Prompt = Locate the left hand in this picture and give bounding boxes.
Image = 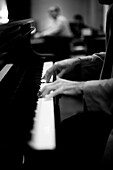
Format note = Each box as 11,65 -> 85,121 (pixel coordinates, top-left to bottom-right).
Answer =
40,77 -> 84,98
42,57 -> 80,82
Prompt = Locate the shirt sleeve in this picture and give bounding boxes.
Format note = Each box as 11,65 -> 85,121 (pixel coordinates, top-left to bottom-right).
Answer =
92,52 -> 106,61
83,78 -> 113,115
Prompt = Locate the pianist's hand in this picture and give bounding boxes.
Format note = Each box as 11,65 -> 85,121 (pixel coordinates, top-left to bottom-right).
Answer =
42,58 -> 81,82
40,77 -> 84,98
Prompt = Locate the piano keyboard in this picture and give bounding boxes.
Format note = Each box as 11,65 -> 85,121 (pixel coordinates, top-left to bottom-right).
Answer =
0,64 -> 13,82
28,61 -> 56,150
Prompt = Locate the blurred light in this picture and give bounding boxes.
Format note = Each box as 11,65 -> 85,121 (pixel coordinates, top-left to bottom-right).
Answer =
0,0 -> 9,24
103,5 -> 109,33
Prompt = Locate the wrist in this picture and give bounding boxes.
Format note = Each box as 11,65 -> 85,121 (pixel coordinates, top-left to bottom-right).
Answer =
72,57 -> 81,66
78,56 -> 93,63
73,81 -> 84,96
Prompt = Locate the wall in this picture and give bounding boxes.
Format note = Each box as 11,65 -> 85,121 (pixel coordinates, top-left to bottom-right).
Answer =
31,0 -> 103,31
6,0 -> 31,20
0,0 -> 9,23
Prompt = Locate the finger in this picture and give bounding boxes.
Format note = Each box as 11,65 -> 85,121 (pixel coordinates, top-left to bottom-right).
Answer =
42,65 -> 57,82
40,83 -> 51,97
45,63 -> 62,82
40,81 -> 58,97
57,69 -> 67,78
45,87 -> 62,99
43,73 -> 52,83
42,70 -> 53,82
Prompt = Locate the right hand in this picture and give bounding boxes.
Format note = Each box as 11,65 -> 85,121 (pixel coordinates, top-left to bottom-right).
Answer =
42,58 -> 80,82
40,77 -> 84,98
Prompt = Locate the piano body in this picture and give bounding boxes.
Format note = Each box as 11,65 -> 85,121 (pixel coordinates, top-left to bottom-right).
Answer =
0,18 -> 61,167
1,17 -> 100,170
0,18 -> 84,169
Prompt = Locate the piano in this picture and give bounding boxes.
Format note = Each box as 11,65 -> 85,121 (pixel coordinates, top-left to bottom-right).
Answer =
0,18 -> 95,169
0,18 -> 61,168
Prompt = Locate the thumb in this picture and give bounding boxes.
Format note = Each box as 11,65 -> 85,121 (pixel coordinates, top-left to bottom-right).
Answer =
57,69 -> 66,78
56,75 -> 61,80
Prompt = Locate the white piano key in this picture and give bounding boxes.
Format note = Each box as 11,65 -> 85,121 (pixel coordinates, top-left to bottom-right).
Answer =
0,64 -> 13,82
29,97 -> 56,150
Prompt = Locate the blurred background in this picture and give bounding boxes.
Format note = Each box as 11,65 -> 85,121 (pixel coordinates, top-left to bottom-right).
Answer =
3,0 -> 108,33
31,0 -> 104,32
1,0 -> 107,56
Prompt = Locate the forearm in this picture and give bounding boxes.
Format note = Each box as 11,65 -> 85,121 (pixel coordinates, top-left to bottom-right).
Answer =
77,52 -> 105,64
55,52 -> 105,68
56,56 -> 93,66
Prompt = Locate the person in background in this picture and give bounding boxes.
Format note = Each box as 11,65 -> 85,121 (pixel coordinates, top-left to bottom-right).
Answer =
33,5 -> 73,61
70,14 -> 98,38
40,0 -> 113,169
34,5 -> 72,38
70,14 -> 99,56
70,14 -> 87,38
